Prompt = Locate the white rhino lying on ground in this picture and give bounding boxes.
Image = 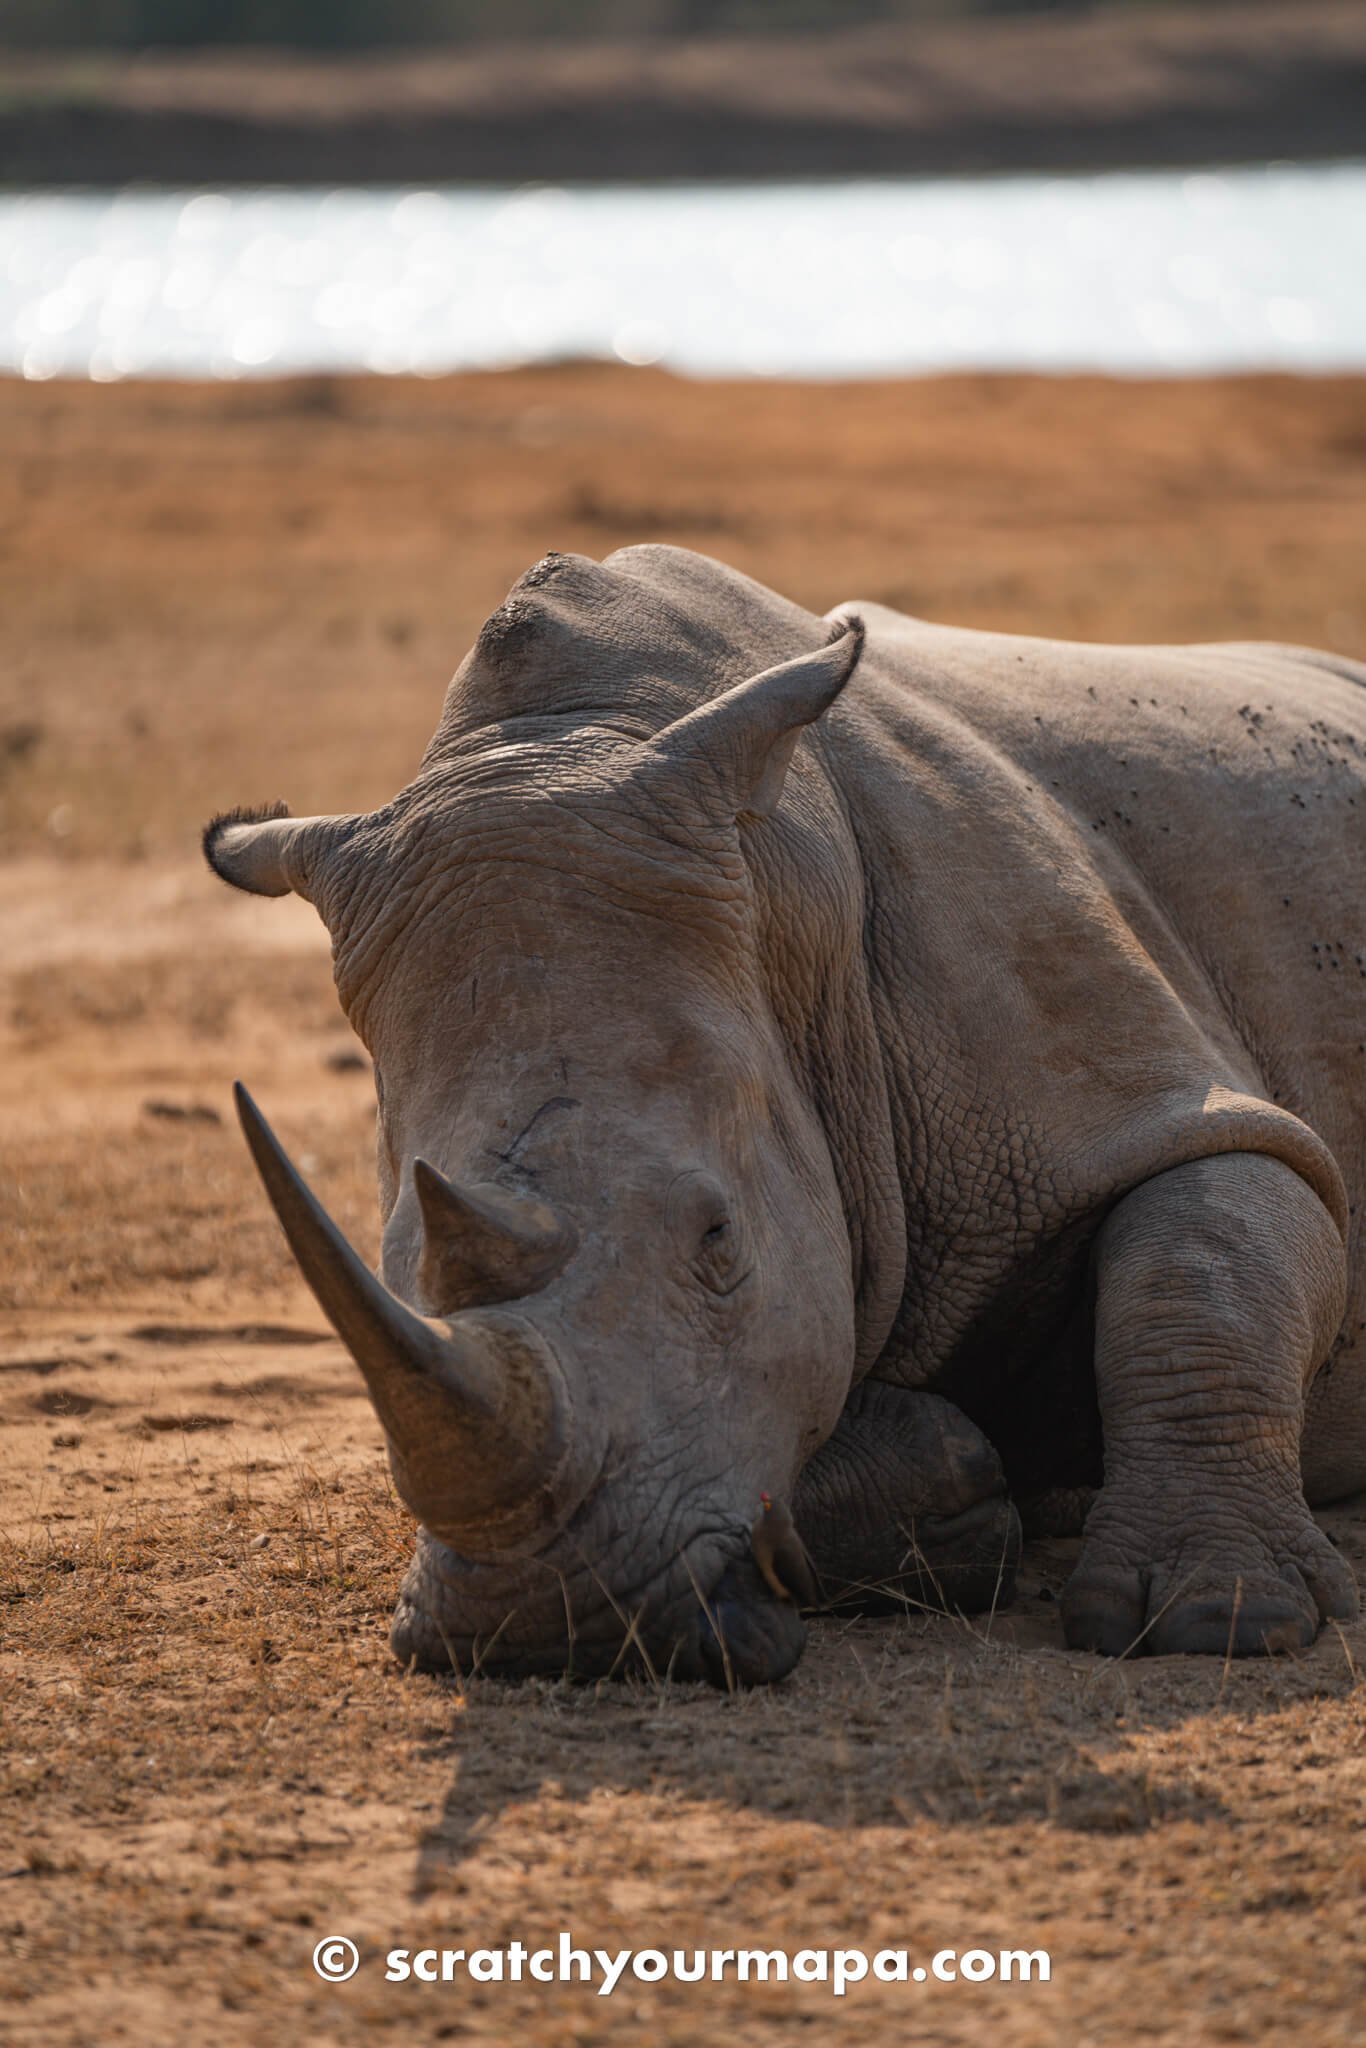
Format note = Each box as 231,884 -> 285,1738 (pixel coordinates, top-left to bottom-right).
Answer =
206,545 -> 1366,1686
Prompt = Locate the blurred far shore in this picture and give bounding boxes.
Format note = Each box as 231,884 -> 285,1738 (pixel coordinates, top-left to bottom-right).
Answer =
2,1 -> 1364,188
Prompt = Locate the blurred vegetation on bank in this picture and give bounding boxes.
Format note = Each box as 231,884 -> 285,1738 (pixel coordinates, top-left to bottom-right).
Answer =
0,0 -> 1246,53
1,1 -> 1359,183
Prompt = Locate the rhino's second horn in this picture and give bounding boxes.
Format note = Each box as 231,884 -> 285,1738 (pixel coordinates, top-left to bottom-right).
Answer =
413,1157 -> 575,1313
234,1082 -> 569,1546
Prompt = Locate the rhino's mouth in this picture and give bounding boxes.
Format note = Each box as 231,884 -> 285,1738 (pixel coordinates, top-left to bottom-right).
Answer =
389,1523 -> 808,1689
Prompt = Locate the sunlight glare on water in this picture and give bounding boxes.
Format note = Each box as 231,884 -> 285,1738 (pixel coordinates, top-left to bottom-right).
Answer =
2,162 -> 1364,381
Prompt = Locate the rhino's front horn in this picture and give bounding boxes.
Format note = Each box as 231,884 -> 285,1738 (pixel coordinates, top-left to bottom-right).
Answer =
233,1083 -> 569,1547
413,1158 -> 575,1313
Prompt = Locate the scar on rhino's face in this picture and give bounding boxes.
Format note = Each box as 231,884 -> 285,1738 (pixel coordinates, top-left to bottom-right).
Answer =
489,1094 -> 582,1170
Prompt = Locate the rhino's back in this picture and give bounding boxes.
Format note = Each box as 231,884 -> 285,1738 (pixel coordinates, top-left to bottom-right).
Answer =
824,603 -> 1366,1356
836,602 -> 1366,976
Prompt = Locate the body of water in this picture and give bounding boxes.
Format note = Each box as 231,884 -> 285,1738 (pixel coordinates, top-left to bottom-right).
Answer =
3,160 -> 1364,382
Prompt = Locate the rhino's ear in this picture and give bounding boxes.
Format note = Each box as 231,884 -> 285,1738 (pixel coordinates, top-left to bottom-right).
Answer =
202,802 -> 352,902
653,615 -> 863,820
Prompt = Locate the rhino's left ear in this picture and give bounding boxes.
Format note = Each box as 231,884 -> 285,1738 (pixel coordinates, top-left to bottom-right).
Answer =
653,615 -> 863,820
202,802 -> 354,903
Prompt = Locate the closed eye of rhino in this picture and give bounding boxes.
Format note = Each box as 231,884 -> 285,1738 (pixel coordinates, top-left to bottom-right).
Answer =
695,1214 -> 750,1296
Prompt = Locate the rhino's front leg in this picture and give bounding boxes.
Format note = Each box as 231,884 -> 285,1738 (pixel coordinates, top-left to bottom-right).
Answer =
794,1383 -> 1022,1615
1065,1151 -> 1360,1656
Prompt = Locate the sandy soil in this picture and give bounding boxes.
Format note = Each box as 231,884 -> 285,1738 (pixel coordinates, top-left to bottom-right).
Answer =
3,2 -> 1365,184
2,366 -> 1366,2043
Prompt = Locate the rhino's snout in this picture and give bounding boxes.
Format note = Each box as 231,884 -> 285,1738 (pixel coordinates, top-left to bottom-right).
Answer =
390,1526 -> 809,1690
237,1083 -> 819,1689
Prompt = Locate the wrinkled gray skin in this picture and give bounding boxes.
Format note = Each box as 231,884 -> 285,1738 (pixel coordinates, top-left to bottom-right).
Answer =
206,546 -> 1366,1685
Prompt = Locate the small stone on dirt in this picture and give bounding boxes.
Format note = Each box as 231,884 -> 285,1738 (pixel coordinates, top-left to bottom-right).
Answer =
325,1049 -> 369,1074
142,1099 -> 223,1124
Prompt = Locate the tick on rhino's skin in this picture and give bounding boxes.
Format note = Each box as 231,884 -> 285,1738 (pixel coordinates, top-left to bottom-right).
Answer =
205,544 -> 1366,1686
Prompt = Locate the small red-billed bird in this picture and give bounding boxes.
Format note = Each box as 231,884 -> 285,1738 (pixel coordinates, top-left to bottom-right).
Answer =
751,1492 -> 821,1609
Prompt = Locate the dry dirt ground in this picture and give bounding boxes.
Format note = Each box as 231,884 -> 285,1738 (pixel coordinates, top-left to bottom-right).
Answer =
2,367 -> 1366,2045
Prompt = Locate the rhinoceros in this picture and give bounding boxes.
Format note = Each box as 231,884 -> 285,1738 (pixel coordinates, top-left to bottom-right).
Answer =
205,545 -> 1366,1686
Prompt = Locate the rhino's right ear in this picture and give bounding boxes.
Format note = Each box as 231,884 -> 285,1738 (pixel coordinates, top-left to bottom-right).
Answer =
652,615 -> 863,822
202,802 -> 351,902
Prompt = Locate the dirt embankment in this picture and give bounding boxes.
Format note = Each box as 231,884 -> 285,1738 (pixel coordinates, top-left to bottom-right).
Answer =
2,366 -> 1366,2044
2,1 -> 1365,185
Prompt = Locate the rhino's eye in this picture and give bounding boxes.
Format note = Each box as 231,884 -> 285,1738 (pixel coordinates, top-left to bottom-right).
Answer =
668,1170 -> 749,1295
695,1214 -> 749,1297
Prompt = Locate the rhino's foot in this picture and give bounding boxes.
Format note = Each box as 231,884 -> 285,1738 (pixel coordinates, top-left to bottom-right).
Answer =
794,1382 -> 1021,1617
1077,1151 -> 1364,1659
1062,1484 -> 1359,1657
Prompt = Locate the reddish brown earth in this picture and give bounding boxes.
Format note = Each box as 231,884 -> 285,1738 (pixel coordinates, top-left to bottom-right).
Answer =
2,366 -> 1365,2044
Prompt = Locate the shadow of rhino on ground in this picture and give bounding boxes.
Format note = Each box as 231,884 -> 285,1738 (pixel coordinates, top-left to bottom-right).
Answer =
410,1501 -> 1366,1898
